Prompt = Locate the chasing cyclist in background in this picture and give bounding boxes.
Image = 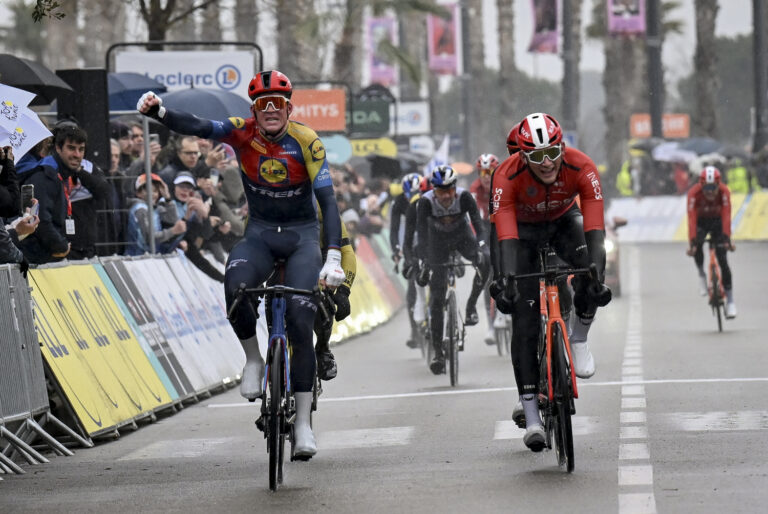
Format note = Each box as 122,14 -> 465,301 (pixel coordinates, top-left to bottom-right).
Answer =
470,153 -> 501,345
391,172 -> 426,348
415,165 -> 490,374
491,113 -> 611,451
137,70 -> 345,458
686,166 -> 737,318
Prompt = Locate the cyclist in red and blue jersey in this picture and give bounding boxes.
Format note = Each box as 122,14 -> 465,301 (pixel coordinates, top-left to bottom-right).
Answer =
138,70 -> 345,459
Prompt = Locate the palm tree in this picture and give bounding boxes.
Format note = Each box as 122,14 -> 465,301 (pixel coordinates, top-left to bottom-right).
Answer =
497,0 -> 517,127
692,0 -> 719,138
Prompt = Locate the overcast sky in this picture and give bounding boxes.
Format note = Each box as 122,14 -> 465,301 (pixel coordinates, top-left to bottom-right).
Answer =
483,0 -> 755,83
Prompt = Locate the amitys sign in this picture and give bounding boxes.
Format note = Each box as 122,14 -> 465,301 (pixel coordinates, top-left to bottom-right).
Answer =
115,51 -> 254,101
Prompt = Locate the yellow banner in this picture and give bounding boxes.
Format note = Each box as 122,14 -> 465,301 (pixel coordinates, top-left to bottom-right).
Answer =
331,261 -> 392,343
733,191 -> 768,240
350,137 -> 398,157
30,264 -> 172,435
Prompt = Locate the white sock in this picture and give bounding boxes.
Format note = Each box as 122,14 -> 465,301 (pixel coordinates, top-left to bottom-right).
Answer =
571,315 -> 593,345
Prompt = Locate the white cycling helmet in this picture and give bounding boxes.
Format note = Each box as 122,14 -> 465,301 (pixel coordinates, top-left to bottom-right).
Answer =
430,165 -> 458,189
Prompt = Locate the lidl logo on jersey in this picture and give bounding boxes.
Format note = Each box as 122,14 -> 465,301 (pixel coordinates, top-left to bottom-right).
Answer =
259,158 -> 289,184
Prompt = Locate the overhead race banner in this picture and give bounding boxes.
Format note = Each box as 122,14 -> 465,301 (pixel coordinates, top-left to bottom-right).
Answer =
115,51 -> 254,101
528,0 -> 558,54
291,89 -> 347,132
607,0 -> 646,34
390,101 -> 430,136
30,265 -> 174,436
368,17 -> 398,87
630,113 -> 690,139
427,4 -> 460,75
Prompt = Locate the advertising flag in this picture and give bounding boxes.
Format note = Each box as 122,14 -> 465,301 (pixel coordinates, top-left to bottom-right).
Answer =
427,4 -> 460,75
0,108 -> 52,164
423,134 -> 450,176
368,17 -> 398,87
528,0 -> 558,54
607,0 -> 646,34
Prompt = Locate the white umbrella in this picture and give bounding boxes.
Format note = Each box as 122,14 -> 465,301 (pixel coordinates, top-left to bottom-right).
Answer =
651,141 -> 697,163
0,83 -> 52,164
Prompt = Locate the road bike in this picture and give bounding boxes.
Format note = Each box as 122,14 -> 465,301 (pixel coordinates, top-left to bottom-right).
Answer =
513,246 -> 603,473
705,237 -> 727,332
228,267 -> 329,491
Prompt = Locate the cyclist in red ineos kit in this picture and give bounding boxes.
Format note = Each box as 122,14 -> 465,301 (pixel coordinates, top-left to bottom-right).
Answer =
490,113 -> 611,451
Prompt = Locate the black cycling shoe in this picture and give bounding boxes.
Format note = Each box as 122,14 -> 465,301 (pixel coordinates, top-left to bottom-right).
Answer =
523,425 -> 546,452
316,350 -> 337,381
429,351 -> 445,375
465,305 -> 479,326
406,338 -> 419,349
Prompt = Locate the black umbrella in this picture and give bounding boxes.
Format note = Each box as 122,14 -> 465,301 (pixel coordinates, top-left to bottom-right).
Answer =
159,88 -> 251,121
678,137 -> 722,155
0,53 -> 74,105
108,72 -> 167,111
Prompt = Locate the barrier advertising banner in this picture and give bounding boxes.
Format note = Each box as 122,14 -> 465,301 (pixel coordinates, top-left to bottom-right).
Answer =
607,0 -> 646,34
30,265 -> 173,436
291,89 -> 347,132
102,259 -> 195,398
115,51 -> 254,101
427,4 -> 460,75
390,101 -> 430,136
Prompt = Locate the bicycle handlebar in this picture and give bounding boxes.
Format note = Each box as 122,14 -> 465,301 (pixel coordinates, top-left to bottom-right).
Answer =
227,282 -> 325,320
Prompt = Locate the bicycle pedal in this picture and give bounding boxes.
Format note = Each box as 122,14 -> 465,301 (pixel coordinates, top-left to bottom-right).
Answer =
291,454 -> 313,462
255,416 -> 265,433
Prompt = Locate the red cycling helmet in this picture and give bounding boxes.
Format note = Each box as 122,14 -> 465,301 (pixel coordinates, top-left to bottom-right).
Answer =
517,113 -> 562,151
506,122 -> 521,155
476,153 -> 500,174
248,70 -> 292,101
419,175 -> 431,193
700,166 -> 721,187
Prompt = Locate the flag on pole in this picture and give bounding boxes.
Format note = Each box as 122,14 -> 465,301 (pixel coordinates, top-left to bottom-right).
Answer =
423,134 -> 450,176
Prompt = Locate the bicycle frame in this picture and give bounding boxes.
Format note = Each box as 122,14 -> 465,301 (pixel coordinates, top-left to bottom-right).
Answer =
540,279 -> 579,402
707,243 -> 725,305
263,289 -> 292,400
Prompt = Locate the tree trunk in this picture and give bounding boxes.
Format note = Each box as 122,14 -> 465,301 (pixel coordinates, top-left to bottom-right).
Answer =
199,1 -> 221,44
45,0 -> 79,70
234,0 -> 258,44
333,0 -> 364,90
167,0 -> 196,42
80,0 -> 126,67
497,0 -> 517,127
398,12 -> 426,100
465,0 -> 484,158
276,0 -> 319,81
569,0 -> 583,130
692,0 -> 719,138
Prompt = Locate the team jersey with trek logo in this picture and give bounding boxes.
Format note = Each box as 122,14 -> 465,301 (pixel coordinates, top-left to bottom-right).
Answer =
161,111 -> 341,250
686,182 -> 731,240
491,147 -> 605,240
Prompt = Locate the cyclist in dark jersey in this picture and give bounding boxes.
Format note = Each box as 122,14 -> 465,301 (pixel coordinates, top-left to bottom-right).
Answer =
137,70 -> 345,459
491,113 -> 611,451
415,165 -> 490,375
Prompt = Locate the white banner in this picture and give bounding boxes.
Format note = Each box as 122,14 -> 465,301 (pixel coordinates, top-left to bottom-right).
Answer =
115,51 -> 255,101
390,101 -> 430,135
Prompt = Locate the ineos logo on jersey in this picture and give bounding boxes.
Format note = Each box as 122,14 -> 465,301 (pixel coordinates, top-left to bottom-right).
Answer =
586,170 -> 603,200
492,187 -> 503,213
259,158 -> 288,184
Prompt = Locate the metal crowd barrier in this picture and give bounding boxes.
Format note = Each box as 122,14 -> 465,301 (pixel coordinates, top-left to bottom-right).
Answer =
0,265 -> 91,476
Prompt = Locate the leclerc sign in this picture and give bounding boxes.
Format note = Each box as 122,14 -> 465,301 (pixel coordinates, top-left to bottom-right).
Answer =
290,89 -> 347,132
115,51 -> 254,101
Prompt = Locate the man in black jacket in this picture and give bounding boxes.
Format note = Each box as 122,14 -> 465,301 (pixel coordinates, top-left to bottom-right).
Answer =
18,125 -> 96,263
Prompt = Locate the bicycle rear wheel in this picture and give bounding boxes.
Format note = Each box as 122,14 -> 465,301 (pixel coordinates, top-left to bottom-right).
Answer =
447,291 -> 459,386
551,323 -> 575,472
268,345 -> 285,491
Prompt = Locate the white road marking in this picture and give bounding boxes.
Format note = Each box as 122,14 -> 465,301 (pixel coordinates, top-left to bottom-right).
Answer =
205,377 -> 768,408
619,247 -> 657,514
621,411 -> 647,424
619,464 -> 654,486
657,410 -> 768,432
622,397 -> 647,409
619,493 -> 657,514
493,417 -> 599,440
317,426 -> 414,450
118,438 -> 231,460
619,443 -> 650,460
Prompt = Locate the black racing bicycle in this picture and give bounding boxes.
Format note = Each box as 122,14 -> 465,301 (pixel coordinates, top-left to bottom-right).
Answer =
228,271 -> 329,491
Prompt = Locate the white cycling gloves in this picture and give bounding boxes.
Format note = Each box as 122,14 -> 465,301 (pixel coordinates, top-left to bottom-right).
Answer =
136,91 -> 166,119
319,249 -> 345,288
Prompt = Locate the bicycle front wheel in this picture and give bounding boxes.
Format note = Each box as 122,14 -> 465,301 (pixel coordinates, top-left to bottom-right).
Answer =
551,323 -> 575,473
447,291 -> 459,386
268,345 -> 285,491
710,272 -> 723,332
